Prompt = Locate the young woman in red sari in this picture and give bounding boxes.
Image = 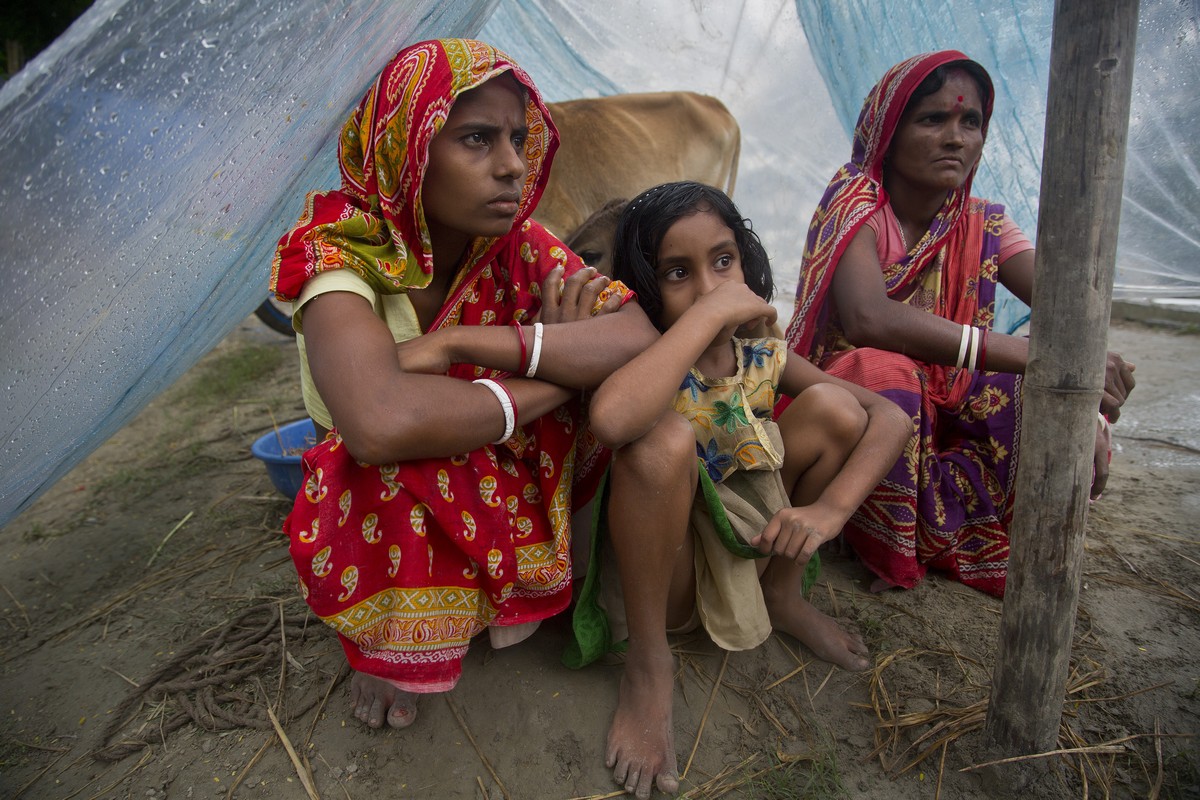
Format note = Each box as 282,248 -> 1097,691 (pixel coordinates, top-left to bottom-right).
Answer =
269,39 -> 656,729
785,50 -> 1135,597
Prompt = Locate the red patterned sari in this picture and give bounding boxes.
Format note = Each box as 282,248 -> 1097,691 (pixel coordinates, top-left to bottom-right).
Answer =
784,51 -> 1019,597
269,40 -> 611,691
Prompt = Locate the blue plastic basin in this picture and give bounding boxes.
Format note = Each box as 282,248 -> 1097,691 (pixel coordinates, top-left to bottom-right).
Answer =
251,418 -> 316,498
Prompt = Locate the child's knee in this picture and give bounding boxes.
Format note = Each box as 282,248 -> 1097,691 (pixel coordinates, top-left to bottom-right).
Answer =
614,412 -> 696,485
791,384 -> 868,443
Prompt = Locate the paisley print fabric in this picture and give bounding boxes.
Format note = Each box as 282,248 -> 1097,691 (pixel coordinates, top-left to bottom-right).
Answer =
783,51 -> 1020,597
271,40 -> 623,691
270,39 -> 556,302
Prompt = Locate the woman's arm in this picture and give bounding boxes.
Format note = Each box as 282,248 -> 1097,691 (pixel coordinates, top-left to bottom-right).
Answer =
589,281 -> 777,449
832,227 -> 1034,372
393,267 -> 659,389
303,267 -> 657,464
997,248 -> 1135,419
301,291 -> 577,463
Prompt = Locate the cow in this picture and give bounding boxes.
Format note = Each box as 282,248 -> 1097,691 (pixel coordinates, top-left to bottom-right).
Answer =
534,91 -> 741,243
563,197 -> 628,275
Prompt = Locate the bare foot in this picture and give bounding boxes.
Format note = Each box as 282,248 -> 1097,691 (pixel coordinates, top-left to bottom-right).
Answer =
869,575 -> 898,594
349,671 -> 417,729
764,591 -> 870,672
605,645 -> 680,799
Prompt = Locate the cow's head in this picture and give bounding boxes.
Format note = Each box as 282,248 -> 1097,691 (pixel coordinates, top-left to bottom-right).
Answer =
564,198 -> 628,277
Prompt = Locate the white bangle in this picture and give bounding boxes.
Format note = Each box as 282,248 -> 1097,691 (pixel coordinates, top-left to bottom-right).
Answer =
955,323 -> 971,369
966,325 -> 980,371
525,321 -> 544,378
473,379 -> 515,444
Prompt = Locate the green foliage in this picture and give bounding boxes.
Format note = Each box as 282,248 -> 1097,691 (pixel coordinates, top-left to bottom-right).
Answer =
186,344 -> 285,407
749,749 -> 846,800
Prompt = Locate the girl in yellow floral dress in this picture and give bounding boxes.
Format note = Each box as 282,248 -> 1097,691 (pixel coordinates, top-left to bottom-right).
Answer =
576,181 -> 910,800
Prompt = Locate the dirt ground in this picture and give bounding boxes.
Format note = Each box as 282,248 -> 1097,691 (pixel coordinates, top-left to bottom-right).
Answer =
1,314 -> 1197,800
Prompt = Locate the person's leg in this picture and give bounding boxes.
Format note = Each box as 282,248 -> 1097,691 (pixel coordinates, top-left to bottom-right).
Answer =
763,384 -> 871,671
604,411 -> 697,800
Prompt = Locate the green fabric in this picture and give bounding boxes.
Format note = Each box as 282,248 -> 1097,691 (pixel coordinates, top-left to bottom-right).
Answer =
563,460 -> 822,669
562,471 -> 620,669
697,465 -> 820,595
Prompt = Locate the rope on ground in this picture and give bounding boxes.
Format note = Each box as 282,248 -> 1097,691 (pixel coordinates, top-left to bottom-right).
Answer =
91,600 -> 328,762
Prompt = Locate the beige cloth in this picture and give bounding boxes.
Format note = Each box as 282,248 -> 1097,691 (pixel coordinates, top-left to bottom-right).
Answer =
292,270 -> 423,430
598,422 -> 789,652
691,467 -> 786,650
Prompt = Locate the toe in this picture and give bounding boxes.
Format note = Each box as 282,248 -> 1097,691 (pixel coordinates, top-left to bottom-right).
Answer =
386,696 -> 417,729
366,696 -> 385,728
632,768 -> 652,800
656,769 -> 680,795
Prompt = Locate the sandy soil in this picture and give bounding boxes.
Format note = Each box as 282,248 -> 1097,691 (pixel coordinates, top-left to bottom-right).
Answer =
1,316 -> 1197,800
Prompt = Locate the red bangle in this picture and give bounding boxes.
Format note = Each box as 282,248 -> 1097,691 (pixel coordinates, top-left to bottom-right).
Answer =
978,327 -> 989,370
511,321 -> 528,376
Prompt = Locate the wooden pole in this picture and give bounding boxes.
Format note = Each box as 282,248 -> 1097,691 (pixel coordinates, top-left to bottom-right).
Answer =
983,0 -> 1139,755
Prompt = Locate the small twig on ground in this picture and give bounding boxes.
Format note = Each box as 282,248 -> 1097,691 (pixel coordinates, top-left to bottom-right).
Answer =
682,650 -> 729,781
305,661 -> 349,749
810,663 -> 836,702
266,704 -> 320,800
1,581 -> 32,630
934,740 -> 948,800
146,511 -> 195,568
1149,718 -> 1164,800
763,661 -> 809,692
13,749 -> 69,800
960,732 -> 1191,772
79,749 -> 153,800
227,734 -> 273,800
565,790 -> 625,800
99,664 -> 140,687
446,695 -> 511,800
1115,433 -> 1200,454
476,775 -> 490,800
1169,548 -> 1200,569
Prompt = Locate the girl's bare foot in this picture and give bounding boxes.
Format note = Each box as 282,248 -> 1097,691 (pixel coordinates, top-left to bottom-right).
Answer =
349,671 -> 417,729
605,644 -> 680,799
764,590 -> 870,672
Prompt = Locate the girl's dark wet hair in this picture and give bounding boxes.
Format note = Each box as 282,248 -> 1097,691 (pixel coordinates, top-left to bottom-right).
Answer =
610,181 -> 773,330
907,59 -> 993,111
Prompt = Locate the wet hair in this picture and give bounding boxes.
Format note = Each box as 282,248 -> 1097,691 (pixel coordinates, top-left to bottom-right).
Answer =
610,181 -> 773,330
907,59 -> 993,112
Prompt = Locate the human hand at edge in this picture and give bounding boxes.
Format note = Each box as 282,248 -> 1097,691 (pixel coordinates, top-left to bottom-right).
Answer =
1101,351 -> 1136,422
693,281 -> 777,337
752,504 -> 843,565
1091,413 -> 1112,500
537,266 -> 611,325
394,329 -> 454,375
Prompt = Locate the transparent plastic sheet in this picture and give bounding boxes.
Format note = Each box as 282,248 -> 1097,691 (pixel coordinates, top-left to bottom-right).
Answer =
795,0 -> 1200,317
3,0 -> 1196,525
0,0 -> 498,525
482,0 -> 850,320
